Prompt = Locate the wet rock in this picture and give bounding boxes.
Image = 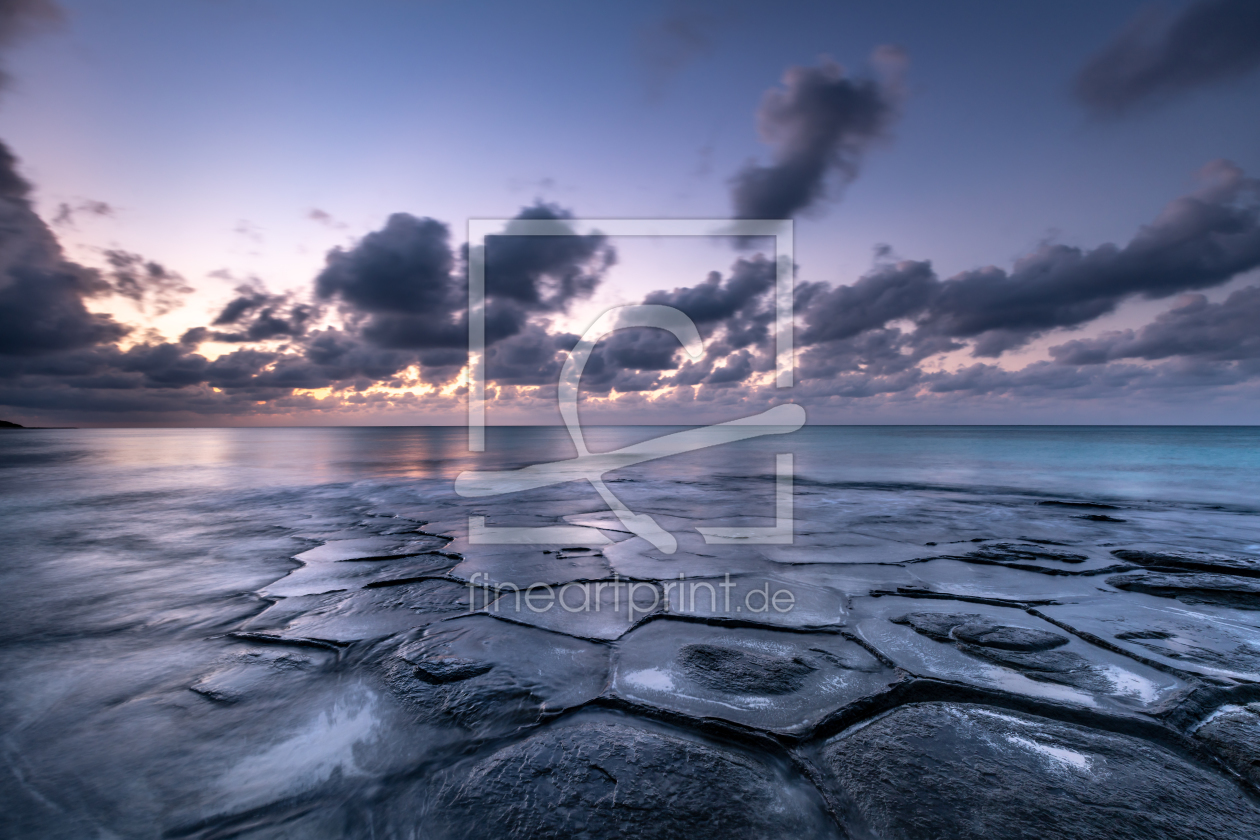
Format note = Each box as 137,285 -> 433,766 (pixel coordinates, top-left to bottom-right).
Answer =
868,601 -> 1183,710
1112,548 -> 1260,577
1106,571 -> 1260,609
956,646 -> 1116,693
391,665 -> 551,735
1042,598 -> 1260,681
386,615 -> 608,735
449,542 -> 613,589
660,573 -> 848,631
951,622 -> 1070,651
676,643 -> 816,695
965,543 -> 1088,564
1080,514 -> 1126,522
475,578 -> 663,641
612,619 -> 896,735
818,702 -> 1260,839
405,655 -> 492,684
293,536 -> 449,563
895,612 -> 1108,691
428,718 -> 839,839
894,612 -> 1072,653
891,611 -> 985,641
1117,629 -> 1260,674
905,557 -> 1107,602
260,552 -> 456,598
263,579 -> 481,643
1195,704 -> 1260,787
190,648 -> 330,703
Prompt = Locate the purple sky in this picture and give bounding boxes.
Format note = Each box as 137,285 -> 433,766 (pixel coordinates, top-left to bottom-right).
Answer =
1,0 -> 1259,426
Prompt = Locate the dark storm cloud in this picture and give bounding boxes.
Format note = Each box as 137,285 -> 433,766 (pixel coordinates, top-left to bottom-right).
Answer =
598,327 -> 687,372
915,160 -> 1260,355
207,282 -> 316,343
0,148 -> 421,415
0,141 -> 129,356
316,203 -> 612,353
797,259 -> 937,344
102,249 -> 194,315
646,255 -> 775,325
0,342 -> 251,392
645,254 -> 777,362
705,348 -> 753,386
794,160 -> 1260,359
315,213 -> 459,344
796,326 -> 930,382
731,49 -> 904,221
0,169 -> 622,419
484,323 -> 577,386
918,355 -> 1260,405
1076,0 -> 1260,115
482,203 -> 615,312
1049,286 -> 1260,364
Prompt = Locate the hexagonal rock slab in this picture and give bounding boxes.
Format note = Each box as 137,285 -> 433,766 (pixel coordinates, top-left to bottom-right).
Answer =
1106,571 -> 1260,610
611,619 -> 897,735
1112,548 -> 1260,577
251,579 -> 479,644
1037,596 -> 1260,682
655,573 -> 848,631
816,702 -> 1260,840
426,717 -> 840,839
1195,703 -> 1260,787
477,578 -> 664,641
851,596 -> 1186,714
384,614 -> 609,737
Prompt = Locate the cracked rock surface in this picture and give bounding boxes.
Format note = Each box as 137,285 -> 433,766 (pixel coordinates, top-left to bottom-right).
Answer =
817,703 -> 1260,840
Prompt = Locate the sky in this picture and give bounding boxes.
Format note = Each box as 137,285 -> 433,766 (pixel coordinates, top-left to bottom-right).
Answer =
0,0 -> 1259,426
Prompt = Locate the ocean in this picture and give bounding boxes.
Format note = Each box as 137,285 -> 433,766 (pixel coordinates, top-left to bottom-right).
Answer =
2,426 -> 1259,837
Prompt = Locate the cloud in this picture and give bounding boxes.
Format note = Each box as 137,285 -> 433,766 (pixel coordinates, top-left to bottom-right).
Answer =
637,1 -> 729,97
206,281 -> 316,342
481,203 -> 615,313
316,203 -> 612,352
730,48 -> 905,221
915,160 -> 1260,354
1075,0 -> 1260,115
644,254 -> 777,356
484,323 -> 577,386
705,348 -> 753,386
797,258 -> 937,344
0,0 -> 61,91
5,78 -> 1260,425
52,199 -> 114,227
315,212 -> 465,350
794,160 -> 1260,358
307,208 -> 347,229
1049,286 -> 1260,364
0,141 -> 128,357
102,249 -> 194,315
